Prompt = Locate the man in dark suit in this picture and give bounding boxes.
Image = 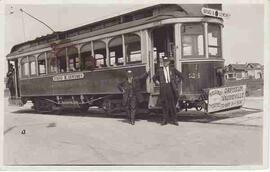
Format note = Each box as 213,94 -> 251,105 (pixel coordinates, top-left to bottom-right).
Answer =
118,70 -> 149,125
153,57 -> 183,126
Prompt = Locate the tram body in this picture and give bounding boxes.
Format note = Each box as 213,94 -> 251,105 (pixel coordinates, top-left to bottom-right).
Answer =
6,4 -> 225,113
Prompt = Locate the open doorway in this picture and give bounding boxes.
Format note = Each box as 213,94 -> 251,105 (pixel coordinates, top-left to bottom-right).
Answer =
152,25 -> 174,72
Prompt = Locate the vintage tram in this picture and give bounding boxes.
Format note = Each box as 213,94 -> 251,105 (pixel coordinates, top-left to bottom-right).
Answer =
6,4 -> 225,113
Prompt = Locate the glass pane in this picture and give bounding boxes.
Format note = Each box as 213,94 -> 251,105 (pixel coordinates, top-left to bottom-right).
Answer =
23,63 -> 29,76
208,23 -> 221,57
125,34 -> 142,63
30,61 -> 36,75
38,60 -> 46,74
182,24 -> 204,58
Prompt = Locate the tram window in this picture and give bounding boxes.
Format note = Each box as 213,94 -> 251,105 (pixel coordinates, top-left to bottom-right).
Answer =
47,52 -> 57,73
21,57 -> 29,77
29,56 -> 36,76
208,23 -> 221,57
109,36 -> 123,66
93,40 -> 107,68
125,34 -> 142,64
67,47 -> 79,72
37,53 -> 46,75
56,48 -> 66,73
182,24 -> 204,58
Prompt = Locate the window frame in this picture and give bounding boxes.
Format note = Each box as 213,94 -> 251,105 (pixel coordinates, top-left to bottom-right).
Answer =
124,33 -> 142,64
181,23 -> 205,59
21,56 -> 29,78
28,55 -> 37,76
207,23 -> 222,58
37,53 -> 47,75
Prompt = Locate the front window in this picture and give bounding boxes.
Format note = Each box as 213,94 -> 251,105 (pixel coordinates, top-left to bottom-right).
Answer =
182,23 -> 204,58
208,23 -> 221,57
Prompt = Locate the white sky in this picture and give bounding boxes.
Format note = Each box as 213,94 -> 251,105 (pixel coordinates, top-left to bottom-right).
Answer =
4,3 -> 264,65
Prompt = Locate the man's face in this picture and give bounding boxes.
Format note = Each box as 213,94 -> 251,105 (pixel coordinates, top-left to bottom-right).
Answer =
163,60 -> 170,67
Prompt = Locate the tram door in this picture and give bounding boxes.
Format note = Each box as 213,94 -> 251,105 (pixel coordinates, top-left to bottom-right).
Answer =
149,25 -> 174,107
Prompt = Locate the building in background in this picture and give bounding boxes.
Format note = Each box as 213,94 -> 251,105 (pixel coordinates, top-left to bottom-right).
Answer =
224,63 -> 263,80
246,63 -> 263,79
224,64 -> 248,80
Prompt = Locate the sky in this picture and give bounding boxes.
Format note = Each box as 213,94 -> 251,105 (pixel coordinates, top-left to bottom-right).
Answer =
4,3 -> 264,65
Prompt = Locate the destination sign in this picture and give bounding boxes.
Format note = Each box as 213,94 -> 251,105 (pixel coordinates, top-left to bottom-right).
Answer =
53,72 -> 84,82
207,85 -> 246,113
201,7 -> 230,19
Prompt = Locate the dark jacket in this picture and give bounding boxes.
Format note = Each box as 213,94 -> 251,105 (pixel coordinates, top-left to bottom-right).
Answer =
152,66 -> 183,101
118,72 -> 149,106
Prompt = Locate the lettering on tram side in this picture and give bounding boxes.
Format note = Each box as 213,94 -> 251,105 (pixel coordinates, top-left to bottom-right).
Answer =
53,72 -> 85,81
207,85 -> 246,113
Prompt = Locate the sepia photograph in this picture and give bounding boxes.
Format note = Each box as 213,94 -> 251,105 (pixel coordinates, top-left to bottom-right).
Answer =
1,0 -> 267,169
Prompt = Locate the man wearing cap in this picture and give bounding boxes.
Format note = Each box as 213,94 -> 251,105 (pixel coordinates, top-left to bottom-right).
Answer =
152,56 -> 183,126
118,70 -> 149,125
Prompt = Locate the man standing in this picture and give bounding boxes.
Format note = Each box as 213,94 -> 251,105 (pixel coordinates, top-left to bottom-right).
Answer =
6,63 -> 16,98
153,57 -> 183,126
118,70 -> 149,125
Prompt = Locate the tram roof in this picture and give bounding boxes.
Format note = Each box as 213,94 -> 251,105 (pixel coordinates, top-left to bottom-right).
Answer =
7,4 -> 222,58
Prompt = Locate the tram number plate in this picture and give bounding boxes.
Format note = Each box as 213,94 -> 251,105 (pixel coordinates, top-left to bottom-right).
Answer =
53,72 -> 84,81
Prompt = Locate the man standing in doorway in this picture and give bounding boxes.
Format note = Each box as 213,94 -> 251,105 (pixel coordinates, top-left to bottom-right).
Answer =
153,56 -> 183,126
118,70 -> 149,125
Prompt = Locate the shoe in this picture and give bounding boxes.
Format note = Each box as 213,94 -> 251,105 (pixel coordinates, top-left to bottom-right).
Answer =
131,121 -> 135,125
172,121 -> 179,126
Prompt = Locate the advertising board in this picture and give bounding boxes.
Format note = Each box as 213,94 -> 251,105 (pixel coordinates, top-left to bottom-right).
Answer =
207,85 -> 246,113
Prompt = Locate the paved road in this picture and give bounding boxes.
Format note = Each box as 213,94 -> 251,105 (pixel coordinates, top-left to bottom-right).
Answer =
3,97 -> 263,165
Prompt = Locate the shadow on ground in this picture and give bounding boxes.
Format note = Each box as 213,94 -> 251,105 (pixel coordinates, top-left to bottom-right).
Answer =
10,105 -> 262,125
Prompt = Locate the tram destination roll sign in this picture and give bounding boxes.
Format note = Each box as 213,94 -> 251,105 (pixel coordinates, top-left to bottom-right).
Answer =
201,7 -> 230,19
207,85 -> 246,113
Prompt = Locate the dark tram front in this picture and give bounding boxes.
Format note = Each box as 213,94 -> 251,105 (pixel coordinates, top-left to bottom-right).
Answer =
6,4 -> 225,113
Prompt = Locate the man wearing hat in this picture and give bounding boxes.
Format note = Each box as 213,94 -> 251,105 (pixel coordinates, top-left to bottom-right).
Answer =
118,70 -> 149,125
6,63 -> 16,97
152,56 -> 183,126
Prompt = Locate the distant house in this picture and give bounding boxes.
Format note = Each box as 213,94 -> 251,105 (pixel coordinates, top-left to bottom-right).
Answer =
224,64 -> 248,80
246,63 -> 263,79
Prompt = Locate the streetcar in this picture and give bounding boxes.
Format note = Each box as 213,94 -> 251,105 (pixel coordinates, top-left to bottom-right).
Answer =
6,4 -> 227,114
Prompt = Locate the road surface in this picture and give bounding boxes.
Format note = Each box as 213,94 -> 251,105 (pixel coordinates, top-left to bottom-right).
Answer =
3,97 -> 263,165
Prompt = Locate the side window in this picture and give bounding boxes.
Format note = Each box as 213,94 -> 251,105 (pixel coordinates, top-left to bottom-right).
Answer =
93,40 -> 106,68
21,57 -> 29,77
56,48 -> 66,73
28,56 -> 36,76
182,23 -> 205,58
67,47 -> 79,72
109,36 -> 123,66
125,33 -> 142,64
37,53 -> 46,75
47,52 -> 57,73
81,42 -> 95,71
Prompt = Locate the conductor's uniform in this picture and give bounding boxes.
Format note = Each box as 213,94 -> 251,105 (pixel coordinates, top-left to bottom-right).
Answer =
153,61 -> 183,125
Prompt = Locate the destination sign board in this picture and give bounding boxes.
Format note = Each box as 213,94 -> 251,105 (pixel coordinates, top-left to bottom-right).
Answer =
207,85 -> 246,113
53,72 -> 84,82
201,7 -> 230,19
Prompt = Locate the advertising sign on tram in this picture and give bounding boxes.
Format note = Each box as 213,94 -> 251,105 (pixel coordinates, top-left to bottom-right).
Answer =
207,85 -> 246,113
